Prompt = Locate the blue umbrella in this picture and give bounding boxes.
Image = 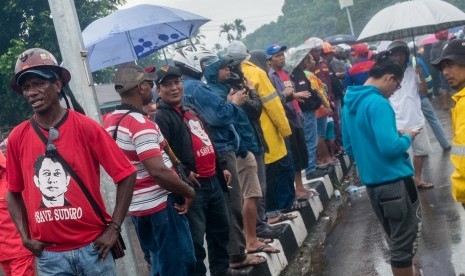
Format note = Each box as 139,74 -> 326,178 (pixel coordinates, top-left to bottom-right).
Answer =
82,4 -> 210,72
324,34 -> 357,45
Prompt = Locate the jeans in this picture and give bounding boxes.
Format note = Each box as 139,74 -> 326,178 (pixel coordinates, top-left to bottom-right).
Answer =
131,194 -> 196,276
218,152 -> 247,262
265,139 -> 295,211
186,176 -> 230,276
421,96 -> 450,149
37,243 -> 115,276
302,111 -> 318,174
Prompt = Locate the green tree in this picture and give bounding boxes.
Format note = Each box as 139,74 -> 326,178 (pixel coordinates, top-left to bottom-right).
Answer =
243,0 -> 465,50
0,0 -> 126,128
234,19 -> 247,40
219,23 -> 236,43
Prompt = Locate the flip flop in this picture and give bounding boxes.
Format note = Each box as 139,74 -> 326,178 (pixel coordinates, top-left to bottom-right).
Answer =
258,238 -> 274,244
268,213 -> 297,225
229,254 -> 267,269
247,244 -> 280,254
282,200 -> 310,213
417,181 -> 434,189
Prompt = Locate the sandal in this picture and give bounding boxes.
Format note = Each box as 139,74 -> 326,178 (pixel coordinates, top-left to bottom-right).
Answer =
417,181 -> 434,189
247,244 -> 280,254
268,213 -> 297,225
230,254 -> 267,269
258,238 -> 274,244
282,200 -> 309,213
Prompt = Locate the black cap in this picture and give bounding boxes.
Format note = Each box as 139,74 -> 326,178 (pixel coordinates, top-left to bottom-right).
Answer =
155,65 -> 182,85
431,39 -> 465,70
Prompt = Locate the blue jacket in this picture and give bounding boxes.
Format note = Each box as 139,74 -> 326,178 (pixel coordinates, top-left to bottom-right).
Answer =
182,76 -> 240,154
342,85 -> 414,185
203,58 -> 260,157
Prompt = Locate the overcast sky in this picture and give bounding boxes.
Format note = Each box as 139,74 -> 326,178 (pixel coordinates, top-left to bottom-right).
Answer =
120,0 -> 285,49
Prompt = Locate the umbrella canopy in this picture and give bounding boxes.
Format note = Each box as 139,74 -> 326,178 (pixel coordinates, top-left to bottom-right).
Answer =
324,34 -> 357,45
82,4 -> 210,72
284,44 -> 312,73
357,0 -> 465,42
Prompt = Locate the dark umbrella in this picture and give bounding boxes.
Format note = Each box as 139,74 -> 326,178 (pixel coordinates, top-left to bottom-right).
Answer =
324,34 -> 357,45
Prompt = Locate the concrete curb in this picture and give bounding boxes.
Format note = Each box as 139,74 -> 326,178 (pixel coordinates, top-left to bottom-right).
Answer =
233,155 -> 353,276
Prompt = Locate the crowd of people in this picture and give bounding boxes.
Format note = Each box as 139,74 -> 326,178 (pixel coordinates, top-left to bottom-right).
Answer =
1,26 -> 465,276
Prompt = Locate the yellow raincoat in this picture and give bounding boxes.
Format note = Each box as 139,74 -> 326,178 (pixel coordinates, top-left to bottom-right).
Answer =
241,61 -> 292,164
451,87 -> 465,203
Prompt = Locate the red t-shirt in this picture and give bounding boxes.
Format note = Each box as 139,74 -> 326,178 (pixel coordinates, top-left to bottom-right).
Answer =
7,110 -> 136,251
0,151 -> 32,261
276,69 -> 302,116
176,107 -> 216,178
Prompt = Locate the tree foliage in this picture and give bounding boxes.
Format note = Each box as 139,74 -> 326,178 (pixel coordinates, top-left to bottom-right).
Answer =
243,0 -> 465,50
0,0 -> 126,128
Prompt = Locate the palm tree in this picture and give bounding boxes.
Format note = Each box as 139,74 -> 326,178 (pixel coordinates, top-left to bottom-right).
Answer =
192,30 -> 206,44
233,19 -> 246,40
219,23 -> 235,43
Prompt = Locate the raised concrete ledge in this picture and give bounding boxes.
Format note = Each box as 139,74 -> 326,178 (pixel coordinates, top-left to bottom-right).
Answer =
237,155 -> 352,276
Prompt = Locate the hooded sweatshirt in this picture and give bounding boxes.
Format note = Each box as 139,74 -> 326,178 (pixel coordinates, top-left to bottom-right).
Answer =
203,57 -> 260,157
342,85 -> 413,185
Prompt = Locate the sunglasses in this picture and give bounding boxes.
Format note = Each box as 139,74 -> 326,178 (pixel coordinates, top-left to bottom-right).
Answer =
46,127 -> 59,154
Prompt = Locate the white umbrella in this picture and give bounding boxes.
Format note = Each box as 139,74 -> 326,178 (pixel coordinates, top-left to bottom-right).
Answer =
284,44 -> 313,73
357,0 -> 465,42
82,4 -> 210,72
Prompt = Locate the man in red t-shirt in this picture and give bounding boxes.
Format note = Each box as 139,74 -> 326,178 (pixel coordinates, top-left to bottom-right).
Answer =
7,48 -> 136,275
0,149 -> 35,276
103,64 -> 196,276
155,65 -> 231,275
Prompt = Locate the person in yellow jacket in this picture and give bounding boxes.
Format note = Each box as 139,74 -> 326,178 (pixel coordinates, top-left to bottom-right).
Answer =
432,39 -> 465,205
226,41 -> 297,226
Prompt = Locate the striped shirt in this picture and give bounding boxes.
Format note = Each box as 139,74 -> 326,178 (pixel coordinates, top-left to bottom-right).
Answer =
104,110 -> 173,216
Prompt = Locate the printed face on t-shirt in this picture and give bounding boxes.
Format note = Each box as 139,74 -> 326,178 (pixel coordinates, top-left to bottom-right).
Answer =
187,119 -> 211,146
33,156 -> 71,208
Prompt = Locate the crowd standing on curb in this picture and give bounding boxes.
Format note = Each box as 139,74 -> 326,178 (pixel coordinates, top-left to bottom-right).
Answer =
1,24 -> 464,276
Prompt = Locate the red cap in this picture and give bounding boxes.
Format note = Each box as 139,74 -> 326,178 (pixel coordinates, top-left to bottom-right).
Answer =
352,43 -> 369,57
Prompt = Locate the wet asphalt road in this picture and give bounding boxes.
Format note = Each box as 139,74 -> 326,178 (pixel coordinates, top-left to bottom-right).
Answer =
319,99 -> 465,276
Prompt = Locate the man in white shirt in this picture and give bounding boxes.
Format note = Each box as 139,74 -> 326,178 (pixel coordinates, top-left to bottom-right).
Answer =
388,41 -> 433,189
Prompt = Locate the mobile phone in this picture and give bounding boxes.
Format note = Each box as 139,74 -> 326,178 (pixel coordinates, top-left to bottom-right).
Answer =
414,128 -> 423,132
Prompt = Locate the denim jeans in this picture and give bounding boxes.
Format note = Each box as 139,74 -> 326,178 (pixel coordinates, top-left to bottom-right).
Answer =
131,194 -> 196,276
421,96 -> 450,149
302,111 -> 318,174
186,176 -> 230,276
37,243 -> 115,276
265,139 -> 295,211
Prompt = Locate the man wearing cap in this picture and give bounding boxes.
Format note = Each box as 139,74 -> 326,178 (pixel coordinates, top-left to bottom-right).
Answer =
432,39 -> 465,206
342,43 -> 375,88
266,43 -> 313,210
103,64 -> 196,276
154,65 -> 231,276
7,48 -> 137,275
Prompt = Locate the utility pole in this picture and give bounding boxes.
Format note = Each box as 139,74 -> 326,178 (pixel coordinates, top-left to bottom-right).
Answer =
346,7 -> 355,36
47,1 -> 138,274
339,0 -> 355,36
